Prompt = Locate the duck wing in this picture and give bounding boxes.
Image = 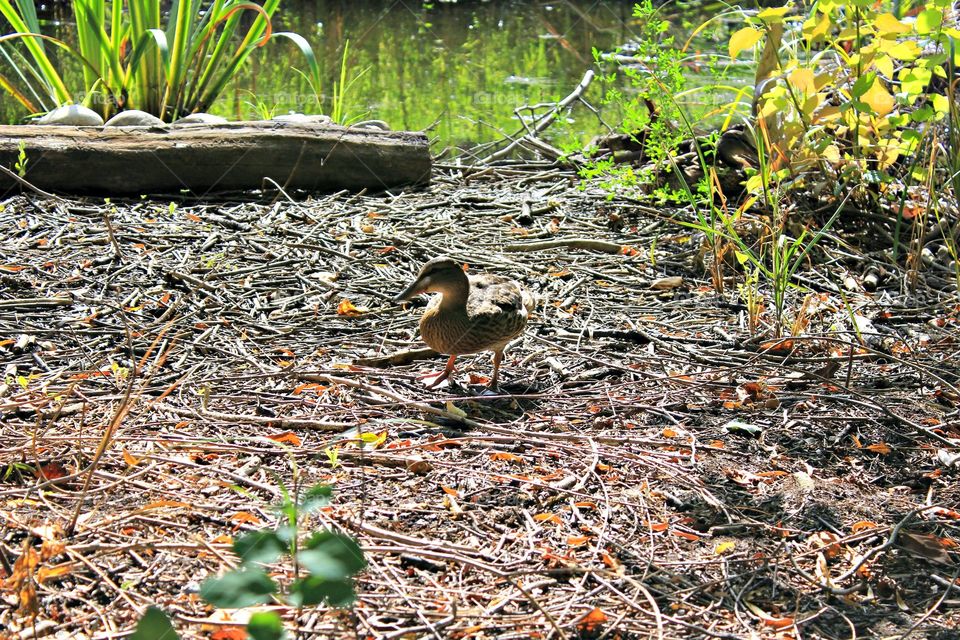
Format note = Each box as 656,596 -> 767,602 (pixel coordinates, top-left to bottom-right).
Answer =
466,274 -> 530,317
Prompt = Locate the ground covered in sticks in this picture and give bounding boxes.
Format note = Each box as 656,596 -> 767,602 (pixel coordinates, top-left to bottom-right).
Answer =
1,165 -> 959,639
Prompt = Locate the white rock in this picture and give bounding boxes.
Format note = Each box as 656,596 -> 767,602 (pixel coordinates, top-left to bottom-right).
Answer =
35,105 -> 104,126
103,110 -> 164,127
173,113 -> 228,125
271,112 -> 311,123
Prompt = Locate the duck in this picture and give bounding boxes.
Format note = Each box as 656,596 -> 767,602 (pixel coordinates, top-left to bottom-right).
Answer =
394,257 -> 533,388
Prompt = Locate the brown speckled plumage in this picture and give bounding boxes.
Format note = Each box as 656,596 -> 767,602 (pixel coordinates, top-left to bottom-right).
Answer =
394,257 -> 533,387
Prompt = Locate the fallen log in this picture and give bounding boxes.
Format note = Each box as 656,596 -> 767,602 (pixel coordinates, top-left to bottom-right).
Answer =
0,121 -> 431,196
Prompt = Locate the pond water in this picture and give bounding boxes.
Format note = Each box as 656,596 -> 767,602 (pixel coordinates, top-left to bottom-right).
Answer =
4,1 -> 738,154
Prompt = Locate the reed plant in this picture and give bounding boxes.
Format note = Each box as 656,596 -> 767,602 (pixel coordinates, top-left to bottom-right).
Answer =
0,0 -> 320,121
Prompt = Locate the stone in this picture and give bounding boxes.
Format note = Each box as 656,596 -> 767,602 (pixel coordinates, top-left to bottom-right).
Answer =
172,113 -> 228,125
35,105 -> 104,126
104,110 -> 165,127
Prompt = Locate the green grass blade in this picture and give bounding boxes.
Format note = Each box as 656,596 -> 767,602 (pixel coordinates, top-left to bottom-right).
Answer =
0,1 -> 71,104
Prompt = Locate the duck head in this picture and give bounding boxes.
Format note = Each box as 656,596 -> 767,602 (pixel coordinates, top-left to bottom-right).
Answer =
394,257 -> 468,302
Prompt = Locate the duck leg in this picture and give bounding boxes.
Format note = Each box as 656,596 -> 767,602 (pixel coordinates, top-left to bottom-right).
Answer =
423,354 -> 457,388
490,350 -> 504,388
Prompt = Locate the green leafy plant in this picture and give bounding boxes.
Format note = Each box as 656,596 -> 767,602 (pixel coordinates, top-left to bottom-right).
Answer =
584,0 -> 959,330
14,140 -> 26,177
0,0 -> 321,121
133,483 -> 365,639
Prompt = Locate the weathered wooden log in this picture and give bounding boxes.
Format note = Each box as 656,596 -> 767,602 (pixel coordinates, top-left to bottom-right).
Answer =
0,121 -> 431,196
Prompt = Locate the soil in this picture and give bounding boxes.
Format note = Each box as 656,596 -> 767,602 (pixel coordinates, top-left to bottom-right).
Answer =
1,165 -> 958,639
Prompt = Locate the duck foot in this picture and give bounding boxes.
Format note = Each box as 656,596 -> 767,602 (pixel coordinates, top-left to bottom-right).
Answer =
418,355 -> 458,388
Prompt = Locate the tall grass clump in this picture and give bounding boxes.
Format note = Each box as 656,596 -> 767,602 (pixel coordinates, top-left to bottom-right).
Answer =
0,0 -> 320,121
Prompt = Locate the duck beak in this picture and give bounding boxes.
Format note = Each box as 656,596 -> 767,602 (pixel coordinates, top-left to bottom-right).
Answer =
394,276 -> 428,303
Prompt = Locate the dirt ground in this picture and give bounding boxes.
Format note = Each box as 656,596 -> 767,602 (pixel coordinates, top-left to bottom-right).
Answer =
1,165 -> 958,639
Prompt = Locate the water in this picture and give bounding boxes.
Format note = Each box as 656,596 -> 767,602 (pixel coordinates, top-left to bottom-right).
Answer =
3,1 -> 736,153
236,0 -> 642,153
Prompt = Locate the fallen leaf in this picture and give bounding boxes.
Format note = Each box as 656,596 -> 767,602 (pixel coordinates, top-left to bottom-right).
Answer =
533,513 -> 563,525
898,532 -> 954,564
577,607 -> 608,632
267,431 -> 302,446
336,298 -> 367,316
671,529 -> 701,542
490,452 -> 524,463
865,442 -> 892,455
650,276 -> 683,290
37,563 -> 75,582
37,462 -> 69,481
714,541 -> 736,555
229,512 -> 263,526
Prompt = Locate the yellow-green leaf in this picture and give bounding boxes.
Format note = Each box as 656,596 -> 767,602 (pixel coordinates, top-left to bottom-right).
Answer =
874,13 -> 910,36
915,9 -> 943,35
714,541 -> 736,555
802,13 -> 831,43
788,68 -> 816,96
887,41 -> 921,61
862,78 -> 895,117
874,54 -> 894,79
730,27 -> 764,59
821,144 -> 841,163
757,6 -> 791,23
932,94 -> 948,115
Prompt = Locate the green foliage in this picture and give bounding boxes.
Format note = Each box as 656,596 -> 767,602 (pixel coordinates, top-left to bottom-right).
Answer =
201,482 -> 363,632
129,606 -> 179,640
134,483 -> 363,640
14,140 -> 26,177
587,0 -> 690,193
736,1 -> 959,196
584,0 -> 959,331
0,0 -> 320,121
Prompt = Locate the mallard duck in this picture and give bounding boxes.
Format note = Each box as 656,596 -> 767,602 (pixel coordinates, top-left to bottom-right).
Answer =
394,257 -> 533,388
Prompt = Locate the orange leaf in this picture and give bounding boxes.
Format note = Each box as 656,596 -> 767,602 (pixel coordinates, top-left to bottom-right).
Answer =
760,339 -> 794,353
490,452 -> 524,463
143,500 -> 190,510
441,485 -> 460,497
662,427 -> 679,438
37,462 -> 68,480
267,432 -> 302,446
577,607 -> 608,632
122,449 -> 142,467
648,521 -> 669,532
37,563 -> 75,582
865,442 -> 892,455
211,628 -> 247,640
671,529 -> 701,542
337,298 -> 366,316
574,501 -> 598,510
229,512 -> 263,525
533,513 -> 563,525
566,536 -> 590,547
850,521 -> 878,532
